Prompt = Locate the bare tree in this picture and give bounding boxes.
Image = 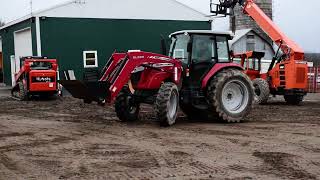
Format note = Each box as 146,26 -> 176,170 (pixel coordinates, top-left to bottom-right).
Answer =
305,53 -> 320,66
0,19 -> 5,27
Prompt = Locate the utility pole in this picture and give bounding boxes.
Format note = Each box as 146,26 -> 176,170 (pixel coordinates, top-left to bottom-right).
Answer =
30,0 -> 33,16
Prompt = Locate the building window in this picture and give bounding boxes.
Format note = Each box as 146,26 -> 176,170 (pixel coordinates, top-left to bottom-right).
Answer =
246,42 -> 256,51
246,34 -> 255,51
247,35 -> 255,39
83,51 -> 98,68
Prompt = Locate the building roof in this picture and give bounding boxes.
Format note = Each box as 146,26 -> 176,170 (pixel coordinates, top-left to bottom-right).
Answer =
170,30 -> 233,38
229,28 -> 274,51
0,0 -> 209,31
229,29 -> 252,45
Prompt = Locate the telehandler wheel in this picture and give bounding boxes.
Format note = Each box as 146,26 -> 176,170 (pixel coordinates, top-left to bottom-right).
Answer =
115,88 -> 140,122
284,95 -> 304,105
253,78 -> 270,104
207,69 -> 253,123
155,82 -> 179,127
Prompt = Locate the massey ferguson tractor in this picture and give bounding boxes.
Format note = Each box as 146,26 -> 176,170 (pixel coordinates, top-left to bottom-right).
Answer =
211,0 -> 308,105
11,57 -> 60,100
60,30 -> 254,126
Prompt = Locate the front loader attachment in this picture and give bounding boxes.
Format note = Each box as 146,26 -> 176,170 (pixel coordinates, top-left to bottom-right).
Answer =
59,80 -> 110,103
60,51 -> 181,104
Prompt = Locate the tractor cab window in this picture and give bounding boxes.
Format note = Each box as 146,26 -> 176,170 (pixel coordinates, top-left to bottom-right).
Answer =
169,34 -> 190,65
192,35 -> 216,64
216,36 -> 230,62
30,61 -> 53,70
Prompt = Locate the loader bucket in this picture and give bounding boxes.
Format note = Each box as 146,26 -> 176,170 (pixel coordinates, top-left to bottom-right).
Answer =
59,80 -> 110,103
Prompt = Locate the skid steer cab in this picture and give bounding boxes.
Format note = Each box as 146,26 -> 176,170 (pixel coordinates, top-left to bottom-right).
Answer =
11,57 -> 60,100
60,30 -> 254,126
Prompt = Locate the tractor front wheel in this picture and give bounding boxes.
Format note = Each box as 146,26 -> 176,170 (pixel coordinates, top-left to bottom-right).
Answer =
284,95 -> 304,105
253,78 -> 270,104
155,82 -> 179,127
115,88 -> 140,122
207,69 -> 254,123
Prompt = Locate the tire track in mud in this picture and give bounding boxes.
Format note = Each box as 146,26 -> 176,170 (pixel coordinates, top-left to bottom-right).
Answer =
0,132 -> 34,139
0,136 -> 75,153
252,151 -> 317,180
0,153 -> 25,175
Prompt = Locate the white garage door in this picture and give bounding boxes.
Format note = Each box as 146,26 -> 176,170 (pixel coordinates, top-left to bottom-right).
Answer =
12,28 -> 32,85
0,37 -> 2,52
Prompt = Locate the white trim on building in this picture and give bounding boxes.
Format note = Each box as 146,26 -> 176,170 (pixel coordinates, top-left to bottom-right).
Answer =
83,50 -> 98,68
0,0 -> 209,32
35,17 -> 42,56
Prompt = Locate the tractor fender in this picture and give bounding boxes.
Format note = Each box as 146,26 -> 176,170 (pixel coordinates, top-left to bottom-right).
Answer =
201,63 -> 243,89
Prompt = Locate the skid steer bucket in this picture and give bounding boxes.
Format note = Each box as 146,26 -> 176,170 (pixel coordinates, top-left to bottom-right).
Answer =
60,80 -> 110,103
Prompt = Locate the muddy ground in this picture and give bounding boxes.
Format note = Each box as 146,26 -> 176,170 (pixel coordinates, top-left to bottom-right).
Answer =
0,92 -> 319,179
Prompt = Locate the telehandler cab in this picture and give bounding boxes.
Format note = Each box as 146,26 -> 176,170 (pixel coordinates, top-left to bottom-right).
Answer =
60,30 -> 254,126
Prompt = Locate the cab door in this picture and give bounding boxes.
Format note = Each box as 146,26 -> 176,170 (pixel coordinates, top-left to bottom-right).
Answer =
189,34 -> 216,87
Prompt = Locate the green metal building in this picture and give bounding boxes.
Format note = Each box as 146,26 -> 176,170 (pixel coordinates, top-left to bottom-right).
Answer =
0,0 -> 211,86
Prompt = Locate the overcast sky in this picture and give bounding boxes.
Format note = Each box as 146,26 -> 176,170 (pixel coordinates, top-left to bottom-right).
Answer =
0,0 -> 319,52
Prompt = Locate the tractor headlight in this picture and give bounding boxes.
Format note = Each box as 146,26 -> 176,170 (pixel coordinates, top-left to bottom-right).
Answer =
279,65 -> 285,69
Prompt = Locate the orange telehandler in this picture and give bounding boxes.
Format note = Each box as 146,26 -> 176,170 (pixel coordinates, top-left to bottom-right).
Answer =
211,0 -> 308,105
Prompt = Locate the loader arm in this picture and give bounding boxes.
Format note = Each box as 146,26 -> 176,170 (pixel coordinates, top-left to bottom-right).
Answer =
106,51 -> 182,103
60,51 -> 182,104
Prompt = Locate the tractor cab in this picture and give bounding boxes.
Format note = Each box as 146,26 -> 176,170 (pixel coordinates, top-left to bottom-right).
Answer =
168,30 -> 233,87
232,51 -> 265,80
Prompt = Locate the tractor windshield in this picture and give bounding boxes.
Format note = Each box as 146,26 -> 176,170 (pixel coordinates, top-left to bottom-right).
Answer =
192,35 -> 216,63
30,61 -> 53,70
169,34 -> 190,64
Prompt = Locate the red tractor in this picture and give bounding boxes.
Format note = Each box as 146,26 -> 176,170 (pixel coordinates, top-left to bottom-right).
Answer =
11,57 -> 60,100
60,30 -> 254,126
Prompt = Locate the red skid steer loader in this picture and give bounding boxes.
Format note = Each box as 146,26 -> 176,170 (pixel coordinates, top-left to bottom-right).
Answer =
60,30 -> 254,126
12,57 -> 60,100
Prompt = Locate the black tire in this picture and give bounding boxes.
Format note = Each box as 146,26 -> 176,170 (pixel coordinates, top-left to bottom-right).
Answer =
253,78 -> 270,104
207,69 -> 254,123
83,99 -> 92,104
155,82 -> 179,127
17,81 -> 28,101
284,95 -> 304,105
114,87 -> 140,122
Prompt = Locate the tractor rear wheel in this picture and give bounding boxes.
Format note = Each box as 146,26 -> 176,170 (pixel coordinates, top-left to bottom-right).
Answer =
253,78 -> 270,104
155,82 -> 179,127
115,87 -> 140,122
284,95 -> 304,105
207,69 -> 253,123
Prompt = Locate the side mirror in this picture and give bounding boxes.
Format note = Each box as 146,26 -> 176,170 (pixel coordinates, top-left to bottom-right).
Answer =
160,35 -> 167,55
187,42 -> 192,52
